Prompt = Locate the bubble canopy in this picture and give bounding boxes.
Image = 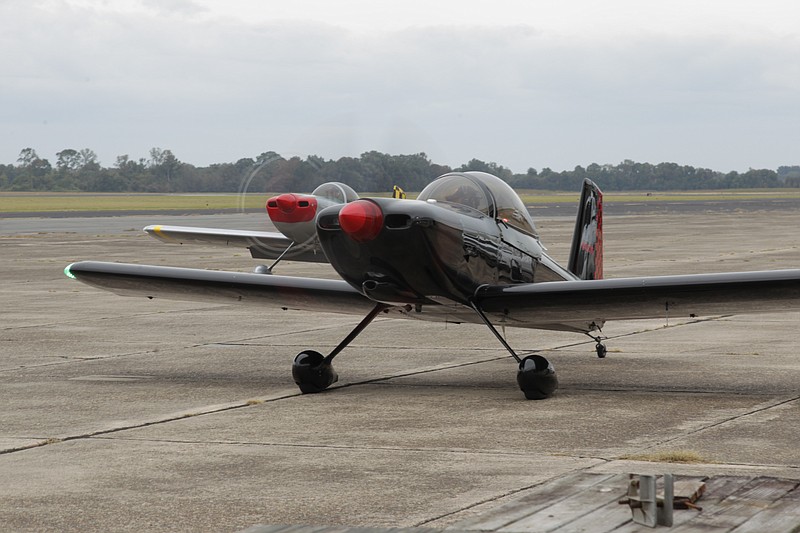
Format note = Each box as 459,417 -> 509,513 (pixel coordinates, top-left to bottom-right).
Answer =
417,172 -> 537,236
312,182 -> 359,203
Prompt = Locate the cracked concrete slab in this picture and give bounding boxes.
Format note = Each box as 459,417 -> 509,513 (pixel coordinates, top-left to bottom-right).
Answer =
2,206 -> 800,532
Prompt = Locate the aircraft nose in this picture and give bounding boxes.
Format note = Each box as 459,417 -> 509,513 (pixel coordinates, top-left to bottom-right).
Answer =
266,194 -> 318,223
276,193 -> 297,213
338,199 -> 384,242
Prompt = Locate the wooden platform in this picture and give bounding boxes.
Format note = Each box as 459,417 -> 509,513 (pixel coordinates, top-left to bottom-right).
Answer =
451,472 -> 800,531
242,472 -> 800,532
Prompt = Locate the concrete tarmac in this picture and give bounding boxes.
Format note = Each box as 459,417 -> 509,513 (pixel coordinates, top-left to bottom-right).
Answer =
2,204 -> 800,532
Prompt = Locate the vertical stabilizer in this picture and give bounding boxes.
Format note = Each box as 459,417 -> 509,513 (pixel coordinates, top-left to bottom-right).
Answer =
568,179 -> 603,280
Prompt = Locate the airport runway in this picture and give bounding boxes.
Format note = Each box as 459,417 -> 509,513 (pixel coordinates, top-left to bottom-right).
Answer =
2,203 -> 800,531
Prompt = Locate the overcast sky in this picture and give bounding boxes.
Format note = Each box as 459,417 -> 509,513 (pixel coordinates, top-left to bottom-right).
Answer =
2,0 -> 799,173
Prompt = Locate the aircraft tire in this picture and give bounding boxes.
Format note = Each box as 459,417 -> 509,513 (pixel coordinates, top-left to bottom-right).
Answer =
292,350 -> 338,393
516,354 -> 558,400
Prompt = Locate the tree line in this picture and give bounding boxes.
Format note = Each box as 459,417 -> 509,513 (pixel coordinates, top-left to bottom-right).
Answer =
2,147 -> 799,193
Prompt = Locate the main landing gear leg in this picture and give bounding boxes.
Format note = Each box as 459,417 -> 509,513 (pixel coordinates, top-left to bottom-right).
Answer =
585,332 -> 607,358
292,303 -> 388,394
254,242 -> 296,275
468,301 -> 558,400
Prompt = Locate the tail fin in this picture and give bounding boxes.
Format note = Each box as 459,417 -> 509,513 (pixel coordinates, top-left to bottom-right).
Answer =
568,179 -> 603,280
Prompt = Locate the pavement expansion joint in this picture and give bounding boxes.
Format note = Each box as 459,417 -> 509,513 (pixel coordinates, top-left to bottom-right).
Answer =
1,306 -> 233,331
0,401 -> 263,456
2,357 -> 521,456
564,386 -> 778,395
195,323 -> 371,346
624,394 -> 800,455
329,357 -> 510,391
0,352 -> 156,374
90,436 -> 597,460
414,465 -> 608,528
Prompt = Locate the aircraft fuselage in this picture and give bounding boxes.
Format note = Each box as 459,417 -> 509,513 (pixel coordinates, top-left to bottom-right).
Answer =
317,196 -> 576,307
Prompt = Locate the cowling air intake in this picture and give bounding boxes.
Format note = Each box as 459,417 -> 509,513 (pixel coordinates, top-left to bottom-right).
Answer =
266,193 -> 318,224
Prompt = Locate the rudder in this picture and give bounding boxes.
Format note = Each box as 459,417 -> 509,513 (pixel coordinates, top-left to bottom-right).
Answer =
567,179 -> 603,280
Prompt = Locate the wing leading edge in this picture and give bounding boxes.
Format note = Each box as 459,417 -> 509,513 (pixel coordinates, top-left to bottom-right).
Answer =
476,269 -> 800,329
144,225 -> 328,262
66,261 -> 800,334
65,261 -> 373,314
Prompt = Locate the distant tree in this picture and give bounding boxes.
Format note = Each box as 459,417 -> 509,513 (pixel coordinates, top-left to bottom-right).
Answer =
327,157 -> 367,190
148,148 -> 182,190
262,157 -> 301,191
1,148 -> 797,192
429,162 -> 453,180
78,148 -> 99,170
255,151 -> 283,166
305,155 -> 327,171
360,151 -> 391,191
17,148 -> 42,167
13,148 -> 52,190
777,165 -> 800,183
388,153 -> 438,191
740,168 -> 779,188
148,147 -> 166,167
56,149 -> 81,173
456,159 -> 513,181
0,164 -> 13,189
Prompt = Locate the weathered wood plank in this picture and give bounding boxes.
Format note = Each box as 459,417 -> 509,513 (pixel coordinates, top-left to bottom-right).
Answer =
451,472 -> 616,531
613,476 -> 751,533
239,526 -> 292,533
243,476 -> 800,533
727,482 -> 800,533
671,477 -> 798,532
239,525 -> 454,533
498,475 -> 628,532
545,478 -> 633,533
239,527 -> 338,533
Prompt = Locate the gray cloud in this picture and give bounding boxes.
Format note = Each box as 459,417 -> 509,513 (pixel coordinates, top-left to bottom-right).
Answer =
2,2 -> 798,172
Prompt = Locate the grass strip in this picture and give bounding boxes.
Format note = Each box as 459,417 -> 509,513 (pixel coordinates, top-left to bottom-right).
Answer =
2,189 -> 799,213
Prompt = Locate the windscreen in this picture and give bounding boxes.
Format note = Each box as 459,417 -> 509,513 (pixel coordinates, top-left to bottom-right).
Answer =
417,174 -> 492,216
419,172 -> 537,235
312,182 -> 359,203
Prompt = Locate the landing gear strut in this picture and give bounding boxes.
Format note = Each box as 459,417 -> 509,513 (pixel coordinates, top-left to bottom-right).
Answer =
586,332 -> 607,358
253,242 -> 296,275
292,303 -> 388,394
468,301 -> 558,400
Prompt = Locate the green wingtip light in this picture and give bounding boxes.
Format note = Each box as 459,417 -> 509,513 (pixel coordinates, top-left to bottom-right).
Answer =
64,264 -> 76,280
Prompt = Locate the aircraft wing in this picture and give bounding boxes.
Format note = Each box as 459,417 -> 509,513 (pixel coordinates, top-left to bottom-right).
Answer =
65,261 -> 374,314
65,262 -> 800,334
64,261 -> 486,325
475,269 -> 800,331
144,225 -> 328,262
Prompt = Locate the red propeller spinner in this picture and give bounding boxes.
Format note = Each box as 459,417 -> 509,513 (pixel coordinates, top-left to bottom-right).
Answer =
266,194 -> 318,223
338,200 -> 384,242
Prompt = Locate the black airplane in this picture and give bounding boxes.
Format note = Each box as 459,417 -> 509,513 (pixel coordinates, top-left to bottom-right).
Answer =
65,171 -> 800,399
